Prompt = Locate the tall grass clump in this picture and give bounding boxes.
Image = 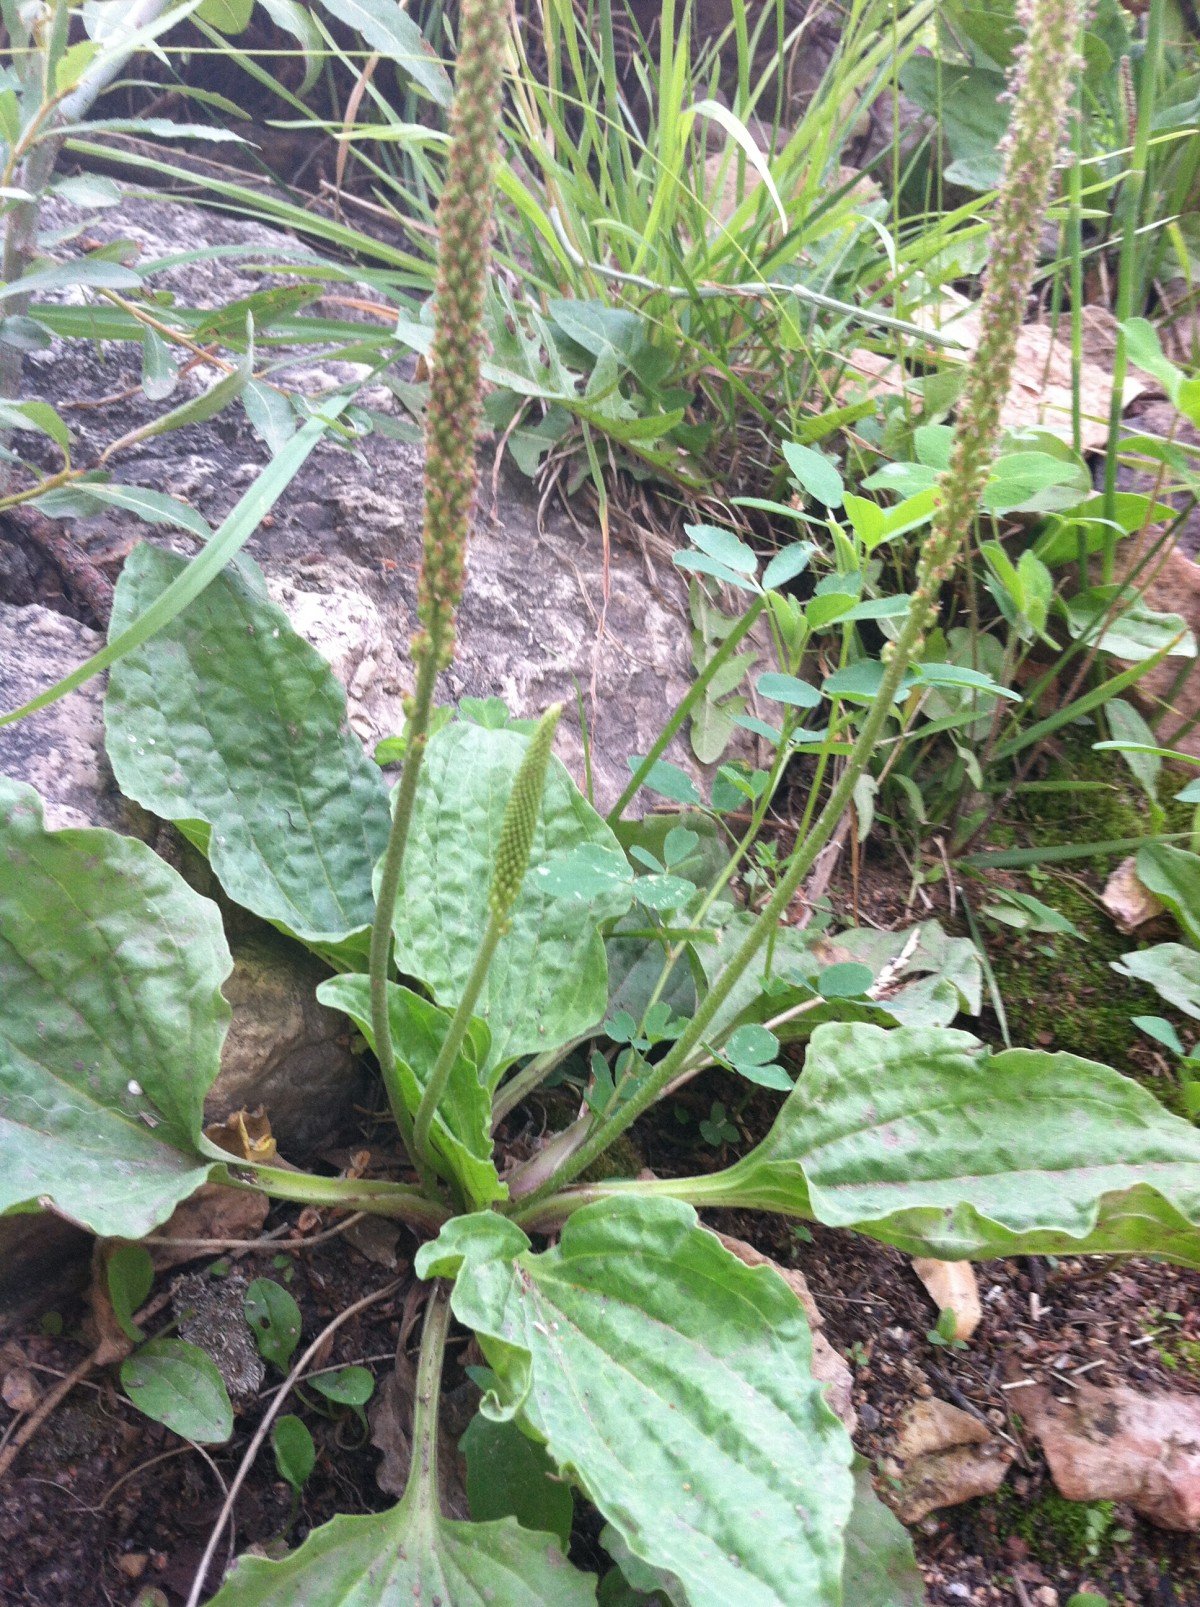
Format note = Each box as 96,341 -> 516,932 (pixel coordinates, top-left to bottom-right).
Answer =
511,0 -> 1089,1211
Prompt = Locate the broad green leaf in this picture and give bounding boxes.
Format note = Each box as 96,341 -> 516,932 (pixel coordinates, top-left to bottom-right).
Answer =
33,480 -> 211,542
758,671 -> 821,709
0,779 -> 226,1238
0,256 -> 141,301
1113,943 -> 1200,1020
899,59 -> 1008,190
391,722 -> 630,1077
316,975 -> 502,1208
832,921 -> 983,1018
121,1337 -> 233,1444
0,398 -> 70,456
684,522 -> 757,574
462,1408 -> 574,1550
140,325 -> 179,400
243,378 -> 297,454
311,1366 -> 375,1408
311,0 -> 451,105
196,0 -> 254,30
689,690 -> 742,764
1105,699 -> 1161,804
910,662 -> 1019,700
823,661 -> 914,702
842,1458 -> 926,1607
207,1502 -> 595,1605
982,451 -> 1090,515
1135,844 -> 1200,946
762,543 -> 813,589
626,757 -> 701,806
440,1197 -> 854,1607
105,545 -> 391,955
687,1023 -> 1200,1264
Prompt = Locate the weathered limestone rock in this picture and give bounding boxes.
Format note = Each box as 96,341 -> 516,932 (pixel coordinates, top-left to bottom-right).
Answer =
12,193 -> 708,811
885,1397 -> 1015,1525
1020,1381 -> 1200,1532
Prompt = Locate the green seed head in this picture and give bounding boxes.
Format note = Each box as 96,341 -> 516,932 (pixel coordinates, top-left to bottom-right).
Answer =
488,705 -> 563,928
413,0 -> 509,677
914,0 -> 1084,622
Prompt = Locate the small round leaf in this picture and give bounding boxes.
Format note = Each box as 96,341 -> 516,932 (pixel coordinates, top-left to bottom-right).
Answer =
245,1278 -> 303,1370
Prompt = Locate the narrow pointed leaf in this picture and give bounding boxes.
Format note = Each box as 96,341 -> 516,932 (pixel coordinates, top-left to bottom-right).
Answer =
105,545 -> 390,955
317,974 -> 502,1207
689,1024 -> 1200,1265
311,0 -> 451,105
0,780 -> 226,1237
391,722 -> 631,1077
441,1197 -> 854,1607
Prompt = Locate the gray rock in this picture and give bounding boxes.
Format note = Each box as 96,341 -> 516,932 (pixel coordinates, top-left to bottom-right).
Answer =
16,192 -> 711,811
212,929 -> 365,1154
0,603 -> 143,835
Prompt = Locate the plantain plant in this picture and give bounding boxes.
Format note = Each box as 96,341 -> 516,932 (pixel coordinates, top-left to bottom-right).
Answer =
4,0 -> 1200,1600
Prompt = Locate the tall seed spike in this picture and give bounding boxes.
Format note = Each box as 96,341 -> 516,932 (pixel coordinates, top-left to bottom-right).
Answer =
489,705 -> 564,928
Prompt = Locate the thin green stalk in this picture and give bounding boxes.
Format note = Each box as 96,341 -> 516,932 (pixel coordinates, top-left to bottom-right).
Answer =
1067,28 -> 1084,491
413,912 -> 504,1182
509,0 -> 1086,1217
241,1162 -> 452,1233
400,1281 -> 453,1514
510,620 -> 922,1210
364,0 -> 508,1168
608,593 -> 767,822
492,1039 -> 578,1128
1100,0 -> 1165,568
368,651 -> 438,1166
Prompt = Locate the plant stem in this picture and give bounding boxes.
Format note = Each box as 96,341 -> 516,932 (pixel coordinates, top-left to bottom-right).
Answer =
510,638 -> 917,1207
368,650 -> 439,1168
607,593 -> 768,823
413,913 -> 504,1184
364,0 -> 509,1170
1100,0 -> 1165,571
401,1281 -> 453,1516
239,1160 -> 451,1233
510,0 -> 1086,1215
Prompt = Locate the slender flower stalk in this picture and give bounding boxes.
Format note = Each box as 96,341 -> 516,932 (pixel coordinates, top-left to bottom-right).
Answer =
367,0 -> 509,1168
510,0 -> 1086,1216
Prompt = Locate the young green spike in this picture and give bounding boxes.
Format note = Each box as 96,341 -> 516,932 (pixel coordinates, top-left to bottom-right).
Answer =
489,704 -> 563,929
412,705 -> 563,1188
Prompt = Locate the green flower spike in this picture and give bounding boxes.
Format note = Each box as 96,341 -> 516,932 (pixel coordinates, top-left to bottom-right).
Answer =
413,705 -> 563,1190
367,0 -> 511,1172
489,704 -> 563,930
